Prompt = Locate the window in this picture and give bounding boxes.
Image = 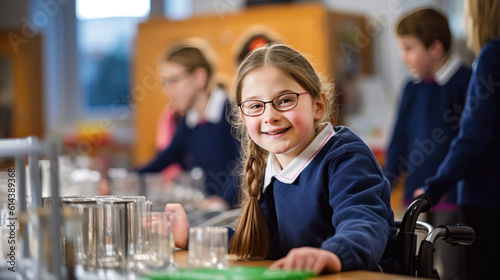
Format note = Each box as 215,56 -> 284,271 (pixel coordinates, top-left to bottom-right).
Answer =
76,0 -> 150,112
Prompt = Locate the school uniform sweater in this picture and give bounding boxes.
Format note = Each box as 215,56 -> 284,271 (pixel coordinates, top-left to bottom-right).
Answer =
385,56 -> 471,204
424,38 -> 500,210
138,89 -> 240,206
229,124 -> 396,271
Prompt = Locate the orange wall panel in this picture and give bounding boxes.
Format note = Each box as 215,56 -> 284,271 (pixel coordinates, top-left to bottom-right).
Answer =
133,3 -> 369,165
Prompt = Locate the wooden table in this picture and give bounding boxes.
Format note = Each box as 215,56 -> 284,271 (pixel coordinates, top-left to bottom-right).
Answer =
173,250 -> 427,279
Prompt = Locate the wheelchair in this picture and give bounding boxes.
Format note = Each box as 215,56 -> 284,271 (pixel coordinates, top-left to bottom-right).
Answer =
393,195 -> 476,279
191,194 -> 475,279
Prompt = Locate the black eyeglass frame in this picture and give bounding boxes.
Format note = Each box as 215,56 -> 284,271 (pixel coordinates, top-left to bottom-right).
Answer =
238,91 -> 309,117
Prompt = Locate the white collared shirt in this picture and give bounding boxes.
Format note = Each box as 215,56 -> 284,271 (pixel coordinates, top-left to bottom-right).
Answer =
412,54 -> 463,86
434,54 -> 462,86
185,87 -> 227,129
262,123 -> 336,192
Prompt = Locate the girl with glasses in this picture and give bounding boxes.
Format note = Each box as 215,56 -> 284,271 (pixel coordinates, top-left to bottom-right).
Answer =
166,43 -> 396,274
137,40 -> 241,209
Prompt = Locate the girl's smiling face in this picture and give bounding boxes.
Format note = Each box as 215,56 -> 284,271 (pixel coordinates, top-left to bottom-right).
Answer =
240,66 -> 325,168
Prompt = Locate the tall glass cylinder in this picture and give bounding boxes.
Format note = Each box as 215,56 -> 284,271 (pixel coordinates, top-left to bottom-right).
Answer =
62,199 -> 98,271
124,196 -> 150,272
144,211 -> 176,272
96,199 -> 128,270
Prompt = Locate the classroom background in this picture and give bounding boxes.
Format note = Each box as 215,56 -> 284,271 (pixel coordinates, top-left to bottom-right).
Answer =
0,0 -> 474,212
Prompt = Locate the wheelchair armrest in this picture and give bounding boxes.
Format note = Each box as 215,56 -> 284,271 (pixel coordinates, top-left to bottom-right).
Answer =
395,220 -> 433,235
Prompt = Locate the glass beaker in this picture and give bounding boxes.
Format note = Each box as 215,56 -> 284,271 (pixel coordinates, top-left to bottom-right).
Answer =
62,199 -> 99,271
96,199 -> 128,270
188,226 -> 228,269
144,211 -> 176,272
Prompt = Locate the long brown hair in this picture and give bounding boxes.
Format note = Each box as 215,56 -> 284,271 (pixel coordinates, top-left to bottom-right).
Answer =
228,43 -> 336,259
465,0 -> 500,55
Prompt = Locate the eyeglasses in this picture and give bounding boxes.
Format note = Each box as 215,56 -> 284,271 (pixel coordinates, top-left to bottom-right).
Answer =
238,92 -> 309,117
161,72 -> 191,88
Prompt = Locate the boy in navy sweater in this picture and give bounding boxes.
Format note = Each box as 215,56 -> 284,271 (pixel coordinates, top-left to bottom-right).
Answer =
385,8 -> 471,209
384,9 -> 471,279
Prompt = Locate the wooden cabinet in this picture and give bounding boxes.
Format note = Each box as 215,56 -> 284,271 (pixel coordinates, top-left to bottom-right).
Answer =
0,30 -> 44,139
133,2 -> 371,165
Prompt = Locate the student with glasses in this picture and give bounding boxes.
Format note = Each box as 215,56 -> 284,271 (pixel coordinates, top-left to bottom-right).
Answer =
137,40 -> 241,209
238,92 -> 309,117
165,43 -> 396,274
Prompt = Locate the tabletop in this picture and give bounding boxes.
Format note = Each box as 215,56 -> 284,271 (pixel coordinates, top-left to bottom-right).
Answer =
173,250 -> 427,280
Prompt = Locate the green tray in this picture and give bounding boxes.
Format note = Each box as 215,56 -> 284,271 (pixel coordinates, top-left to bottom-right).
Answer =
143,266 -> 317,280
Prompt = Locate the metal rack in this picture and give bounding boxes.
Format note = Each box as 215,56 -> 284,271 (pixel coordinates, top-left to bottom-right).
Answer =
0,136 -> 63,279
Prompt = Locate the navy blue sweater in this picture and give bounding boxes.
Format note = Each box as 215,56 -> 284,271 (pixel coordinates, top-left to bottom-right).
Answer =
257,126 -> 396,271
385,65 -> 471,203
424,38 -> 500,210
138,100 -> 240,206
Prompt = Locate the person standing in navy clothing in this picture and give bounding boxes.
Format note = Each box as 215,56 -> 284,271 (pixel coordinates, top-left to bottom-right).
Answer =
384,9 -> 471,279
414,1 -> 500,279
164,43 -> 396,274
385,8 -> 470,209
137,41 -> 240,208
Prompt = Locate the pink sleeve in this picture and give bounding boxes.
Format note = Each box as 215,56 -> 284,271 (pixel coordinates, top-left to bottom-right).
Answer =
156,105 -> 183,180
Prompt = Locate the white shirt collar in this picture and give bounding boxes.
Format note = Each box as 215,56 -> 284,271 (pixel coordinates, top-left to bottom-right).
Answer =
185,87 -> 227,129
262,123 -> 336,192
411,54 -> 462,86
434,54 -> 462,86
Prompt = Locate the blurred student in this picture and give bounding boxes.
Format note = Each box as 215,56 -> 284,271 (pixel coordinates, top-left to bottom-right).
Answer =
154,49 -> 187,181
414,1 -> 500,279
235,33 -> 277,66
166,43 -> 396,274
386,8 -> 470,210
138,41 -> 240,208
385,10 -> 471,278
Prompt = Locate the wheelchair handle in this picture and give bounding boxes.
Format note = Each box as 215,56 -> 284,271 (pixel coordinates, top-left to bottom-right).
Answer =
425,225 -> 476,246
418,225 -> 475,278
400,195 -> 431,233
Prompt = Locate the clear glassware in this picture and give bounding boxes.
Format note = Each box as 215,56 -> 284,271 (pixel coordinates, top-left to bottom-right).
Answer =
188,226 -> 228,269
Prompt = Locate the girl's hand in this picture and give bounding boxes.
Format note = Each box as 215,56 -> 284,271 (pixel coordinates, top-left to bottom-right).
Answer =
269,247 -> 342,274
165,203 -> 189,249
196,196 -> 230,211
